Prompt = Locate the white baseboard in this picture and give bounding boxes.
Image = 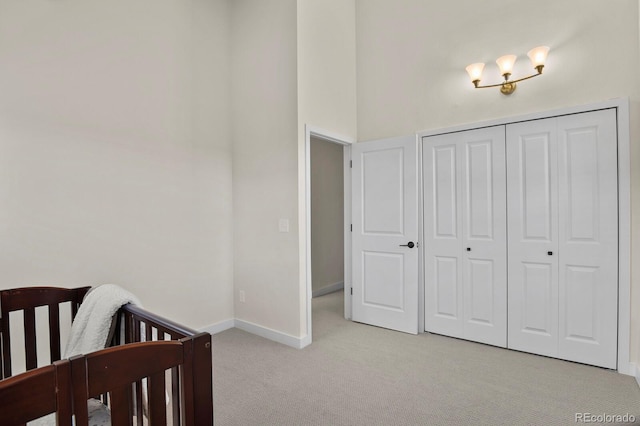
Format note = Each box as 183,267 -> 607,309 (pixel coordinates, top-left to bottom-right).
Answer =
234,319 -> 308,349
199,318 -> 310,349
200,319 -> 235,335
631,362 -> 640,389
616,361 -> 636,377
312,281 -> 344,298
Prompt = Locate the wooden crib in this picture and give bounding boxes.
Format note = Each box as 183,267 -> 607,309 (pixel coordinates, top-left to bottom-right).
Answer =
0,286 -> 213,425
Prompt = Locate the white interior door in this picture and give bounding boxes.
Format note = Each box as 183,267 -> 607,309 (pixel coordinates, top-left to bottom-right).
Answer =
556,110 -> 618,369
423,126 -> 507,347
506,118 -> 559,358
352,135 -> 418,334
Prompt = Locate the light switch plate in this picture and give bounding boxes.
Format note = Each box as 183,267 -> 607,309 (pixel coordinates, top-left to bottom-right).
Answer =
279,218 -> 289,233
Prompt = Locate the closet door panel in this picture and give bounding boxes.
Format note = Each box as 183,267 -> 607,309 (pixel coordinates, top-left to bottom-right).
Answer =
424,126 -> 506,346
520,261 -> 555,335
557,109 -> 618,369
424,137 -> 463,337
466,259 -> 494,323
507,119 -> 559,357
462,128 -> 507,347
434,256 -> 459,320
466,141 -> 494,239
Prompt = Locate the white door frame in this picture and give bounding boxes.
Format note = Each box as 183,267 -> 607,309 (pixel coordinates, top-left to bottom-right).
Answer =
417,98 -> 632,375
304,125 -> 354,345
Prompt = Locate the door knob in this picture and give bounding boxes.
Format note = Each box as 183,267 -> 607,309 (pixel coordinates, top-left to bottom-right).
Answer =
548,251 -> 553,255
399,242 -> 415,248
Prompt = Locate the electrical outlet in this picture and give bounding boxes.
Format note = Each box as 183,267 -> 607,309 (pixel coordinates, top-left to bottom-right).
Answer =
239,290 -> 245,303
278,218 -> 289,233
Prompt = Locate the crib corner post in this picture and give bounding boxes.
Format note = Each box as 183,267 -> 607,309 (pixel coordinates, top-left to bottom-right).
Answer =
182,332 -> 213,425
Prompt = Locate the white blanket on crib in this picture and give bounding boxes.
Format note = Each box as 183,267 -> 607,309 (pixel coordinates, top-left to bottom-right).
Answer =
63,283 -> 142,358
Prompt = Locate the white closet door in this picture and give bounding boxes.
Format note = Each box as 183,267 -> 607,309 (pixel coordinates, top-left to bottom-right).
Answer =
506,119 -> 559,357
557,110 -> 618,369
462,128 -> 507,347
507,110 -> 618,367
424,136 -> 463,338
424,127 -> 506,346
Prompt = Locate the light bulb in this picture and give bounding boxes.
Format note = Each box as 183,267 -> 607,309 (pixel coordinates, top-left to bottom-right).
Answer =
496,54 -> 517,77
528,46 -> 550,69
465,63 -> 485,83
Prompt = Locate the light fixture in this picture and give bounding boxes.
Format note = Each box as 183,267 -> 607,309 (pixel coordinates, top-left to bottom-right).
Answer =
466,46 -> 550,95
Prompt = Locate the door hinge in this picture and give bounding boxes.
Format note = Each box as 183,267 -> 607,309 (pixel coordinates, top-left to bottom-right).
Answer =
350,224 -> 352,232
350,287 -> 353,295
350,160 -> 352,168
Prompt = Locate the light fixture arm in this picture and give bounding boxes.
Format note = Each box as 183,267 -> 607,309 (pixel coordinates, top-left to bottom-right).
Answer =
472,65 -> 544,94
466,46 -> 549,95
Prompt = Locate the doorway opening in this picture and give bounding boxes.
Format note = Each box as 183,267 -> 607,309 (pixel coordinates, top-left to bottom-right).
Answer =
310,137 -> 345,299
304,126 -> 353,345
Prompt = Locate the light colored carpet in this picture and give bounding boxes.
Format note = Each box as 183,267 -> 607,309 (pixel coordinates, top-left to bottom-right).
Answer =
212,291 -> 640,425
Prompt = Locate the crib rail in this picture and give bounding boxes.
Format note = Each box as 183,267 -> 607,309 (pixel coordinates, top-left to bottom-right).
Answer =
0,287 -> 214,425
0,338 -> 209,426
109,304 -> 214,425
0,359 -> 73,426
0,286 -> 90,379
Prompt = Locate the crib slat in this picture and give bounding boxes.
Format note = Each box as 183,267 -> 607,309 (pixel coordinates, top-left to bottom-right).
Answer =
0,335 -> 3,379
124,313 -> 133,344
110,385 -> 133,426
24,307 -> 37,371
172,366 -> 181,425
134,379 -> 144,426
148,370 -> 167,424
71,299 -> 80,320
49,304 -> 61,363
1,314 -> 12,378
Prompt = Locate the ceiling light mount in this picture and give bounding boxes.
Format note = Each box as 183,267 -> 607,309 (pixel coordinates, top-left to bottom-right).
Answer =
466,46 -> 550,95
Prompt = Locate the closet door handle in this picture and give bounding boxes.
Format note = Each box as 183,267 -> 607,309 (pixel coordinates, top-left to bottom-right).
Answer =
548,251 -> 553,256
399,242 -> 415,249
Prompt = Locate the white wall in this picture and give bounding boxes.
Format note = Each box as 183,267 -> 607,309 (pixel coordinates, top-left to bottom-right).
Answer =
355,0 -> 640,363
310,137 -> 344,293
0,0 -> 234,329
0,0 -> 357,349
356,0 -> 639,139
297,0 -> 357,338
297,0 -> 357,140
231,0 -> 301,338
6,0 -> 635,357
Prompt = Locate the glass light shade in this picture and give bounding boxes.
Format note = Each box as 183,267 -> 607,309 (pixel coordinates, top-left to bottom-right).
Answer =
465,63 -> 485,82
527,46 -> 550,68
496,54 -> 517,76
